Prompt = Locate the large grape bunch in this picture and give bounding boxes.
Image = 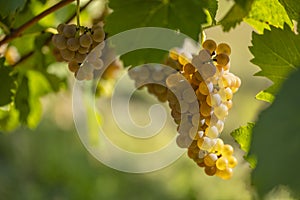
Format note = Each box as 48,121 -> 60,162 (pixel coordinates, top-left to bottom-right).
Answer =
129,39 -> 241,180
52,23 -> 105,80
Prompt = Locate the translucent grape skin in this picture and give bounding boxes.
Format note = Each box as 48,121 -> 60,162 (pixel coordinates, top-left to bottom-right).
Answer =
202,39 -> 217,54
216,43 -> 231,56
79,34 -> 93,48
63,24 -> 77,38
67,38 -> 80,51
215,53 -> 230,66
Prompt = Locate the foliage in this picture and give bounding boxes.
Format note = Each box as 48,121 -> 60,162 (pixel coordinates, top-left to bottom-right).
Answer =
0,0 -> 300,199
250,68 -> 300,198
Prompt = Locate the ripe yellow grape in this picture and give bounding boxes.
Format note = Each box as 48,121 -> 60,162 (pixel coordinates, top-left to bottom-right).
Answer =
228,156 -> 238,168
222,144 -> 234,157
211,138 -> 224,154
216,156 -> 228,170
205,126 -> 219,138
202,39 -> 217,54
215,53 -> 230,66
169,48 -> 179,60
178,53 -> 190,66
216,167 -> 233,180
200,101 -> 212,117
214,103 -> 228,120
216,43 -> 231,56
198,81 -> 209,95
204,153 -> 218,167
183,63 -> 195,74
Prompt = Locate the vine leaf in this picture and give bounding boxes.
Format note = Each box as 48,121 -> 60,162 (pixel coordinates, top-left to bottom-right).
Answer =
0,0 -> 27,18
219,0 -> 254,32
0,59 -> 15,106
278,0 -> 300,31
250,68 -> 300,198
231,123 -> 256,168
244,0 -> 292,33
15,75 -> 30,124
249,24 -> 300,102
231,122 -> 254,153
105,0 -> 208,66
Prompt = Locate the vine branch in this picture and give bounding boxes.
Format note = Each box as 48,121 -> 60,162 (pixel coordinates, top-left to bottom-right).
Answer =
0,0 -> 74,47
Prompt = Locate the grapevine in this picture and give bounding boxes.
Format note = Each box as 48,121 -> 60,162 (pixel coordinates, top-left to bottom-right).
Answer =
129,39 -> 241,179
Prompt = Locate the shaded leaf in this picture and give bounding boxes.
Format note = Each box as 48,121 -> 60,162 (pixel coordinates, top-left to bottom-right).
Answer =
14,76 -> 30,124
0,0 -> 27,18
249,24 -> 300,101
0,59 -> 15,106
220,0 -> 254,31
250,68 -> 300,198
231,122 -> 254,153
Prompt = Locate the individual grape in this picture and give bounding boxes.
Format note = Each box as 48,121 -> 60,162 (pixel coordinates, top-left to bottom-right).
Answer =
205,126 -> 219,138
198,81 -> 209,95
63,24 -> 77,38
74,52 -> 87,63
169,48 -> 180,60
216,167 -> 233,180
198,49 -> 211,61
216,156 -> 228,170
204,153 -> 218,167
60,49 -> 75,61
224,100 -> 233,110
183,63 -> 195,74
222,144 -> 234,157
211,138 -> 224,154
67,37 -> 80,51
200,137 -> 216,151
182,88 -> 196,103
205,166 -> 217,176
200,101 -> 212,117
178,53 -> 190,66
68,60 -> 80,72
78,46 -> 89,54
216,43 -> 231,55
57,23 -> 65,34
198,63 -> 216,80
215,120 -> 224,133
214,103 -> 228,120
79,34 -> 93,48
202,39 -> 217,54
52,34 -> 67,50
92,27 -> 105,42
227,156 -> 238,168
215,53 -> 230,66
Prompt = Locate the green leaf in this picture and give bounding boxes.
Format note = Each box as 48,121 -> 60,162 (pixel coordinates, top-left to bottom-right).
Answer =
220,0 -> 254,31
278,0 -> 300,30
0,0 -> 27,18
15,75 -> 30,124
0,106 -> 19,132
0,59 -> 15,106
249,24 -> 300,100
244,0 -> 293,33
250,68 -> 300,198
105,0 -> 207,40
203,0 -> 218,24
231,122 -> 254,153
255,91 -> 275,103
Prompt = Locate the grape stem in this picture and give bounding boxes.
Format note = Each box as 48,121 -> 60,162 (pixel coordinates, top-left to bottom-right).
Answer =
11,0 -> 93,68
76,0 -> 81,27
0,0 -> 74,47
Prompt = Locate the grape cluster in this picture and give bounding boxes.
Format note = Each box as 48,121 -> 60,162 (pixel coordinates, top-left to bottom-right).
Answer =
129,39 -> 241,179
52,23 -> 105,80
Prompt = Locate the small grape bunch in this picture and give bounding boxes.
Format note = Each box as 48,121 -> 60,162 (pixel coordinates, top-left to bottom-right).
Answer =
52,23 -> 105,80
